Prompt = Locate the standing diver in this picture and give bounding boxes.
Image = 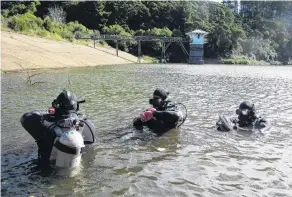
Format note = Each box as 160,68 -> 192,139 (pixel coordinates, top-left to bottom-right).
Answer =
216,101 -> 268,131
20,90 -> 95,168
133,88 -> 187,135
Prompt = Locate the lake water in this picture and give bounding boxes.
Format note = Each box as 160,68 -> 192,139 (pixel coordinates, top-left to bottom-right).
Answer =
1,64 -> 292,197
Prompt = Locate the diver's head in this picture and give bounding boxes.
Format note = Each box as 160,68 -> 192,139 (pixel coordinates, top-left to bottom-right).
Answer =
236,101 -> 256,125
52,90 -> 79,114
149,88 -> 169,109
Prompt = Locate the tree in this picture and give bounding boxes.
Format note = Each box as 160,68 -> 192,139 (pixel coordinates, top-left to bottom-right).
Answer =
47,5 -> 66,24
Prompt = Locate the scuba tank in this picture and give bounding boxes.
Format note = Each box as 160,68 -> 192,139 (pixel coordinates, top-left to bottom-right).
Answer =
54,131 -> 85,168
50,118 -> 86,168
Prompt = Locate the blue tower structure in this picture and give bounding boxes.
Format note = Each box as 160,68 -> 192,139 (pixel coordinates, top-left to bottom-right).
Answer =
186,29 -> 208,64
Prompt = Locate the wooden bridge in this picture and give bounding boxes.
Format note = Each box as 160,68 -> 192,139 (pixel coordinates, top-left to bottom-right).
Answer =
75,34 -> 190,63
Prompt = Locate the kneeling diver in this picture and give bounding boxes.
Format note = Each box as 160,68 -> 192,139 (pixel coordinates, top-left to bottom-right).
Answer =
133,88 -> 187,135
21,90 -> 95,168
216,101 -> 268,131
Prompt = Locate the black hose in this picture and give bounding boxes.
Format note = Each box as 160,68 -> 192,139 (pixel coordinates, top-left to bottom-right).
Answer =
177,102 -> 187,128
79,120 -> 95,144
78,100 -> 86,104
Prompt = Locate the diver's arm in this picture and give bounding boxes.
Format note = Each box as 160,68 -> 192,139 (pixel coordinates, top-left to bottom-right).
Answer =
21,111 -> 48,130
133,117 -> 145,130
153,111 -> 180,123
20,110 -> 56,141
258,118 -> 267,128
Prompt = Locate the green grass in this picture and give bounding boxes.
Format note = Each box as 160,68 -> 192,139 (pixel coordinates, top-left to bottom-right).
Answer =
142,55 -> 159,63
1,13 -> 101,47
221,56 -> 270,66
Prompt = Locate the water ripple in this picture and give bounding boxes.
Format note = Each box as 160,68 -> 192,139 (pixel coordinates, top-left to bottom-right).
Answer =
2,64 -> 292,196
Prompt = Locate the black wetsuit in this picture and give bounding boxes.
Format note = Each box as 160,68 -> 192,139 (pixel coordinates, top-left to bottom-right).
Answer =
133,100 -> 183,135
216,115 -> 267,131
234,115 -> 267,128
20,110 -> 95,167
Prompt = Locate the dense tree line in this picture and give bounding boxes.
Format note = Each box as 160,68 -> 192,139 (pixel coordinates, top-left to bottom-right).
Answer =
1,1 -> 292,64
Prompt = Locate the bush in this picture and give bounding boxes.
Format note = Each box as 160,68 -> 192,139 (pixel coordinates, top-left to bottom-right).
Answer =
99,40 -> 107,45
43,16 -> 53,32
102,24 -> 127,35
102,25 -> 135,52
140,27 -> 173,56
9,4 -> 27,16
67,21 -> 87,34
24,13 -> 43,32
88,29 -> 99,35
1,14 -> 7,27
2,9 -> 103,47
134,29 -> 145,36
269,60 -> 282,65
48,33 -> 63,41
221,55 -> 270,65
60,29 -> 74,41
221,58 -> 249,64
27,2 -> 38,14
8,15 -> 28,31
47,6 -> 66,24
52,23 -> 69,35
7,13 -> 44,32
145,27 -> 172,37
241,37 -> 277,62
2,9 -> 9,18
37,29 -> 48,37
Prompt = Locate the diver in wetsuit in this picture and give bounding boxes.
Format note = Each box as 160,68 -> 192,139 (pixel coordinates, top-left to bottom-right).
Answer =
133,88 -> 185,135
20,90 -> 95,168
216,101 -> 267,131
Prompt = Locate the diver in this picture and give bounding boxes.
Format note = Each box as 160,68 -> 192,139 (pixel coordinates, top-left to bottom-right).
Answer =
216,101 -> 267,131
20,90 -> 95,168
133,88 -> 187,135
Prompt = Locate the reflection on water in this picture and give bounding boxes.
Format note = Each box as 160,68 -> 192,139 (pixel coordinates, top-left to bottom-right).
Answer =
2,64 -> 292,197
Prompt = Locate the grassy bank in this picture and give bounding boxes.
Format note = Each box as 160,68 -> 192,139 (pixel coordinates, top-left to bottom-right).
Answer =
1,12 -> 111,48
221,56 -> 269,66
220,56 -> 292,66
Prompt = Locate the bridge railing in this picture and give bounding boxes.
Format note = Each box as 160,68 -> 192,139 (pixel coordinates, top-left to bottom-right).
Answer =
75,34 -> 190,63
75,34 -> 190,42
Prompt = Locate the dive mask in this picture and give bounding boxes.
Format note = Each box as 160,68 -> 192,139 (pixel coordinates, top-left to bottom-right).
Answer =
236,108 -> 250,116
149,96 -> 161,105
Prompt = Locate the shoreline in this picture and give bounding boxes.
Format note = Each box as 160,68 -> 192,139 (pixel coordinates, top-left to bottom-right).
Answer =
1,31 -> 290,73
1,63 -> 137,73
3,62 -> 291,74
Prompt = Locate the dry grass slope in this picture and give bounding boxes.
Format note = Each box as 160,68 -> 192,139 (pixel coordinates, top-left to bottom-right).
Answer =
1,31 -> 139,71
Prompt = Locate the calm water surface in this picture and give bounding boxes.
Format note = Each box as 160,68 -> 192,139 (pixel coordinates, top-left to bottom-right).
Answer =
1,64 -> 292,197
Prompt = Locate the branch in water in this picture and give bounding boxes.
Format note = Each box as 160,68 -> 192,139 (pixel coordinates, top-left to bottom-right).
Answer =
31,81 -> 46,86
